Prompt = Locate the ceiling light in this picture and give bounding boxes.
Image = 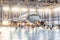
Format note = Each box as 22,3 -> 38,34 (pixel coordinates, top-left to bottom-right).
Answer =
21,8 -> 28,12
29,8 -> 36,12
54,7 -> 60,12
11,6 -> 20,12
2,6 -> 10,11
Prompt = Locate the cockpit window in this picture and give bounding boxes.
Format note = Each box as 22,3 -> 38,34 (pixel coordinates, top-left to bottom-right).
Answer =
29,14 -> 38,16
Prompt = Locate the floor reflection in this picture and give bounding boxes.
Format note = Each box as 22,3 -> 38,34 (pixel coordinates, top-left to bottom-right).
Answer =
0,27 -> 60,40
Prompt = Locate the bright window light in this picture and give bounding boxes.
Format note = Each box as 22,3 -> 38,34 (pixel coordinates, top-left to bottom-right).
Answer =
54,7 -> 60,11
44,9 -> 51,14
11,7 -> 20,12
38,9 -> 43,12
29,8 -> 36,12
2,6 -> 10,11
2,20 -> 10,25
21,8 -> 28,12
45,9 -> 51,12
53,7 -> 60,13
54,21 -> 58,24
38,8 -> 51,13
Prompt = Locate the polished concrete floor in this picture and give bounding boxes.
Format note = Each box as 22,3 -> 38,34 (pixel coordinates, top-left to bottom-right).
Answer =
0,27 -> 60,40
